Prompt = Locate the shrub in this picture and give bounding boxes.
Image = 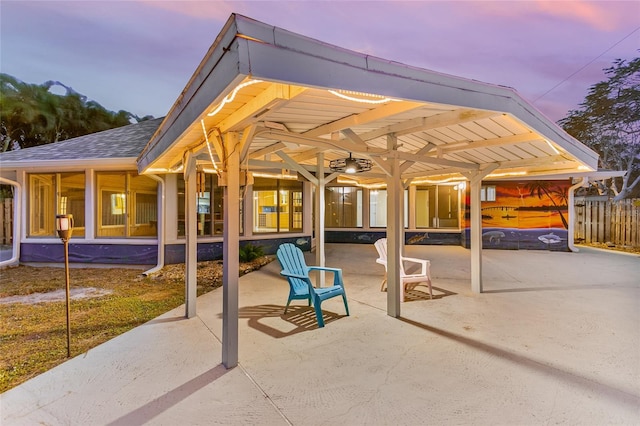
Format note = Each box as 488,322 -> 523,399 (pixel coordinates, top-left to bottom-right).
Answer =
239,243 -> 264,262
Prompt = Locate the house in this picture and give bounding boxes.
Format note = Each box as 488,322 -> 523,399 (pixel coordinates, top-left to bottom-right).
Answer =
0,117 -> 589,269
0,13 -> 610,365
1,14 -> 603,270
0,15 -> 597,267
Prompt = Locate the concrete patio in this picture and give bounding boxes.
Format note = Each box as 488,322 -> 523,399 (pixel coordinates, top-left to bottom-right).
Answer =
2,244 -> 639,425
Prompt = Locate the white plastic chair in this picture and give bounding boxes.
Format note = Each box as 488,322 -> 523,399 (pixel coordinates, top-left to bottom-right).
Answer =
374,238 -> 433,301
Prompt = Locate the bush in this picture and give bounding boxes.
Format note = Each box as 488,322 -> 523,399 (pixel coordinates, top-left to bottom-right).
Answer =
239,243 -> 264,262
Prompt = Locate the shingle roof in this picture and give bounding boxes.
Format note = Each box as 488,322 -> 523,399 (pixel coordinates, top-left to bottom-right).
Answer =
0,118 -> 163,163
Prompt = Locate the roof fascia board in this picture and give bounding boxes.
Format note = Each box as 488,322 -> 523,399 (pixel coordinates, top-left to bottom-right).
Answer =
505,112 -> 598,169
138,14 -> 248,173
1,158 -> 136,170
138,62 -> 245,172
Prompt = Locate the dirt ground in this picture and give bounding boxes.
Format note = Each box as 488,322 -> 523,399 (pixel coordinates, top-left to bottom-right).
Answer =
580,241 -> 640,255
0,256 -> 273,393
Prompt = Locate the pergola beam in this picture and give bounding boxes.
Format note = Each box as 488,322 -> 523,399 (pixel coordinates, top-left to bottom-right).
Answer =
390,150 -> 479,169
258,129 -> 387,155
248,141 -> 287,159
303,101 -> 424,138
437,133 -> 541,155
358,109 -> 498,142
276,151 -> 319,185
239,124 -> 258,163
340,128 -> 370,147
218,84 -> 306,133
292,148 -> 323,163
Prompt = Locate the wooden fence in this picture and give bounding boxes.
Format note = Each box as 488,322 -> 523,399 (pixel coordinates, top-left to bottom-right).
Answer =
0,198 -> 13,245
574,198 -> 640,247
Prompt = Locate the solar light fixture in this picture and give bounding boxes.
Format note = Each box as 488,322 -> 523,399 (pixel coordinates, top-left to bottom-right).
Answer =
329,153 -> 372,174
56,214 -> 73,242
56,214 -> 74,357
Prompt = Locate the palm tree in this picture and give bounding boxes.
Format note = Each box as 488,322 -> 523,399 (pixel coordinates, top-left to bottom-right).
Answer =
525,181 -> 569,229
1,73 -> 136,152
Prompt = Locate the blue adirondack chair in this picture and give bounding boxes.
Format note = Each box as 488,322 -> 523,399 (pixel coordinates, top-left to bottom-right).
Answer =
276,243 -> 349,328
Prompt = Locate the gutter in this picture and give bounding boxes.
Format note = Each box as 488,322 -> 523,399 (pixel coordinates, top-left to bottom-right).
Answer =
0,177 -> 21,268
0,157 -> 137,170
568,177 -> 588,253
143,175 -> 165,276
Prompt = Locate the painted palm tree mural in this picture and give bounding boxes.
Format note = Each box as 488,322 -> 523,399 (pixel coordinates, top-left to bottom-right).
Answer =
525,180 -> 569,229
464,180 -> 571,251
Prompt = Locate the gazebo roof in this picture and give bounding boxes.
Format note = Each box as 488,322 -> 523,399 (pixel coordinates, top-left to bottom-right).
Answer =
137,13 -> 598,183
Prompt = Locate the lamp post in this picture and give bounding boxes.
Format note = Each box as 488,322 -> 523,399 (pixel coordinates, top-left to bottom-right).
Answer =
55,214 -> 73,358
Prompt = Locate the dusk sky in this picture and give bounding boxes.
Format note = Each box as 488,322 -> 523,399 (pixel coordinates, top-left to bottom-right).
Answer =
2,1 -> 638,123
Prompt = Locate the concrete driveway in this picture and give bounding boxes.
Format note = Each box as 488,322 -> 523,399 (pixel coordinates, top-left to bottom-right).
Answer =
2,244 -> 639,425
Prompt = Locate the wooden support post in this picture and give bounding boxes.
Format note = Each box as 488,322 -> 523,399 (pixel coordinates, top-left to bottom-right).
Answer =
184,152 -> 197,318
222,132 -> 240,369
315,152 -> 326,287
469,177 -> 483,293
386,134 -> 401,317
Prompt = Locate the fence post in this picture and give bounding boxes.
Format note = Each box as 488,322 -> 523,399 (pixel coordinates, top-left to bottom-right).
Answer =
631,199 -> 640,247
575,201 -> 585,242
599,201 -> 612,243
584,201 -> 591,243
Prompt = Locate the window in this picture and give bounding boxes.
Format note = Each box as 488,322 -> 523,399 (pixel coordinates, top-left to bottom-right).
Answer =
369,189 -> 408,228
253,177 -> 303,233
325,186 -> 362,228
177,173 -> 236,237
415,185 -> 460,229
481,185 -> 496,202
60,173 -> 86,236
28,173 -> 85,238
96,172 -> 157,238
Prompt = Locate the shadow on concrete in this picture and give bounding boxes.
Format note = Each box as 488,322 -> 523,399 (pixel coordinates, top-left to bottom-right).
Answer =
399,316 -> 640,408
234,304 -> 343,338
483,283 -> 636,294
403,285 -> 458,301
106,364 -> 229,426
144,316 -> 187,326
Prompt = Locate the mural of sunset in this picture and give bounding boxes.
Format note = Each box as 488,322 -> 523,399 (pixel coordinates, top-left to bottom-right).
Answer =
464,180 -> 571,251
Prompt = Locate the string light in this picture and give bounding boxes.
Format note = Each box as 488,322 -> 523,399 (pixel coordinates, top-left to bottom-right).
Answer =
485,171 -> 528,178
328,89 -> 399,104
200,119 -> 219,172
336,177 -> 387,189
545,140 -> 560,155
410,176 -> 467,185
207,79 -> 264,117
251,172 -> 298,180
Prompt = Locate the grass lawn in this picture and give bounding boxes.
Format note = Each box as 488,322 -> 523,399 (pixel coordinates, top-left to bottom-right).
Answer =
0,257 -> 272,393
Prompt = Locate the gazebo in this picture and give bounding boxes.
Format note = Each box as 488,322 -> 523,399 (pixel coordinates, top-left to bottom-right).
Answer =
137,14 -> 598,368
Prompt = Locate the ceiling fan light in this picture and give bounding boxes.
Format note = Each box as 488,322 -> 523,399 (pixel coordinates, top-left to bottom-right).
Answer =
329,152 -> 372,174
345,158 -> 358,174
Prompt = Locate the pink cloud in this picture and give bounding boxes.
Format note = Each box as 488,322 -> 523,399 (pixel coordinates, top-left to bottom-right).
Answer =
137,0 -> 237,20
469,0 -> 638,31
533,0 -> 632,31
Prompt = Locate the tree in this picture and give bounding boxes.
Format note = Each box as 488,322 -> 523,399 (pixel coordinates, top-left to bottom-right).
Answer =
525,180 -> 569,229
559,56 -> 640,201
0,73 -> 151,152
